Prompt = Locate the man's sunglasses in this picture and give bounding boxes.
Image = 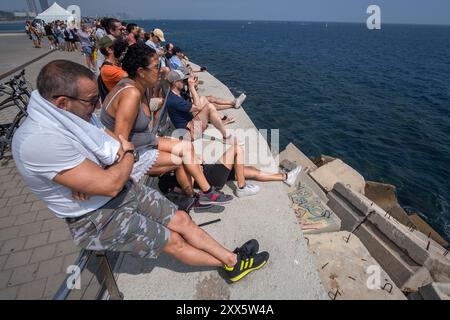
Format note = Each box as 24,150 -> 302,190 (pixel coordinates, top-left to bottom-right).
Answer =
52,95 -> 101,107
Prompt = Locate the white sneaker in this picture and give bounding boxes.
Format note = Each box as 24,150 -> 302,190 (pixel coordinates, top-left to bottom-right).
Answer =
236,183 -> 261,198
284,166 -> 302,187
234,93 -> 247,109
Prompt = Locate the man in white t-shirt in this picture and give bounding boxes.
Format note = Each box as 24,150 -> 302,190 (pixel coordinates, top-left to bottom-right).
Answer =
11,60 -> 269,282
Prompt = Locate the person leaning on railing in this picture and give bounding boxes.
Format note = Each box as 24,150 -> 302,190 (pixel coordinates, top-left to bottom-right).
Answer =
11,59 -> 269,283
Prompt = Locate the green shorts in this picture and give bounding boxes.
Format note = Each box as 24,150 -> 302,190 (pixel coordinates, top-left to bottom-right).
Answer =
66,182 -> 177,259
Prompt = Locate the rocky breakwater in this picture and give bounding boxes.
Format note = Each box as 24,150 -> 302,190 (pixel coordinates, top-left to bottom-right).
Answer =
278,143 -> 450,300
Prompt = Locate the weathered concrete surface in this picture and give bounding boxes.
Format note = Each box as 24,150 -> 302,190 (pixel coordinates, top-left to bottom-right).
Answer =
307,232 -> 406,300
310,159 -> 366,195
365,181 -> 412,226
290,183 -> 341,235
115,65 -> 327,299
409,214 -> 449,248
328,183 -> 450,291
419,282 -> 450,300
278,143 -> 317,173
278,143 -> 327,202
365,182 -> 449,248
312,155 -> 336,168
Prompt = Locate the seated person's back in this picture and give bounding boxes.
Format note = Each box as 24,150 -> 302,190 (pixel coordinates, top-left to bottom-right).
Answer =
101,63 -> 127,92
166,89 -> 193,129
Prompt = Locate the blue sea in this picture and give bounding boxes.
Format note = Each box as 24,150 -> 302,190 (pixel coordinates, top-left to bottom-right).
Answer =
4,20 -> 450,242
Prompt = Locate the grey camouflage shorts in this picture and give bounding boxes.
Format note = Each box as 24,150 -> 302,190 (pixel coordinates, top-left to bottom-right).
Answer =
66,182 -> 178,259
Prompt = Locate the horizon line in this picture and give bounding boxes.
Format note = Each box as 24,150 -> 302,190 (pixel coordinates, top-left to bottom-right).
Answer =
122,18 -> 450,27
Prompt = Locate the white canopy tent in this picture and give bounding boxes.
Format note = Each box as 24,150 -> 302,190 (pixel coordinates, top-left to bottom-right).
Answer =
35,2 -> 73,23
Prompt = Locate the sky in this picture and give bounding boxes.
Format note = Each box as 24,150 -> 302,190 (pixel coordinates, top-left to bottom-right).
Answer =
1,0 -> 450,25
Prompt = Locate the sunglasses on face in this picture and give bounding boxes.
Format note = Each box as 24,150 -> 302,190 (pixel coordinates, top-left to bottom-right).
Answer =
52,95 -> 100,107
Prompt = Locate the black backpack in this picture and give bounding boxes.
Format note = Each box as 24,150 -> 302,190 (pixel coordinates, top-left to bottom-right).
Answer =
98,61 -> 113,102
158,171 -> 195,213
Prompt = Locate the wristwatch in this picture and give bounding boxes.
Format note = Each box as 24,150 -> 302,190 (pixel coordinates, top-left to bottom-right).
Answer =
124,149 -> 139,163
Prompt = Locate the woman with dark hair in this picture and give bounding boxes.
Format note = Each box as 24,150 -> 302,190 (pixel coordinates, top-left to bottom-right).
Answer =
100,43 -> 233,206
99,37 -> 128,93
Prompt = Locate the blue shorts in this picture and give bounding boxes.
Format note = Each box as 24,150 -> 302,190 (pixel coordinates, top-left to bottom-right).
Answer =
31,33 -> 38,41
82,46 -> 93,56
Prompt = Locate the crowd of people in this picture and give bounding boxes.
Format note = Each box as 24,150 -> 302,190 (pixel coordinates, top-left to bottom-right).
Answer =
15,17 -> 303,284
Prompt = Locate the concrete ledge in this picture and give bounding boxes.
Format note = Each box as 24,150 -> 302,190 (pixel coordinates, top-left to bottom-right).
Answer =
419,282 -> 450,300
329,182 -> 450,290
307,232 -> 406,300
310,159 -> 366,195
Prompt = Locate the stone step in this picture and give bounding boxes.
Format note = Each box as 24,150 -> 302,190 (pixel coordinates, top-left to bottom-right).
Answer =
307,231 -> 406,300
328,191 -> 426,289
328,183 -> 450,291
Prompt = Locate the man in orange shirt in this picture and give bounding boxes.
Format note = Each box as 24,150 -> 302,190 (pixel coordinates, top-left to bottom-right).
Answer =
98,36 -> 128,93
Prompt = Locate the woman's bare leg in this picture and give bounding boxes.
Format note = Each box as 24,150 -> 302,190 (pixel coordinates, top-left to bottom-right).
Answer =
195,98 -> 227,137
158,137 -> 211,192
176,165 -> 194,196
218,142 -> 286,185
219,142 -> 246,188
207,96 -> 236,110
147,151 -> 196,195
243,166 -> 285,182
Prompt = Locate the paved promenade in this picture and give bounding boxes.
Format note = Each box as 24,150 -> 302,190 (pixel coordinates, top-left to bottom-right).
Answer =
0,33 -> 54,78
0,39 -> 85,299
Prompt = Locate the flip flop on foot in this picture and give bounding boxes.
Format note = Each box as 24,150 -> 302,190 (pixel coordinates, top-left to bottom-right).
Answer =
234,93 -> 247,109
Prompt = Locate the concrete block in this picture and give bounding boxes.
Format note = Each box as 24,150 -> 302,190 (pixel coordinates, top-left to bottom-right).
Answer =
307,232 -> 406,300
298,171 -> 329,204
290,183 -> 341,235
328,191 -> 424,288
409,214 -> 449,248
329,183 -> 450,289
402,267 -> 434,293
365,181 -> 433,233
310,159 -> 366,194
312,155 -> 336,168
365,181 -> 398,210
278,143 -> 317,172
419,282 -> 450,300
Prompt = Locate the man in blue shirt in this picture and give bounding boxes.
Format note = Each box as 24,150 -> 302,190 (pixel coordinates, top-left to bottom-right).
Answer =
168,46 -> 185,71
166,70 -> 232,141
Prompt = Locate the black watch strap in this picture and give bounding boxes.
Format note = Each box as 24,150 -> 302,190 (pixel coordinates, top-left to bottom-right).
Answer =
124,149 -> 138,163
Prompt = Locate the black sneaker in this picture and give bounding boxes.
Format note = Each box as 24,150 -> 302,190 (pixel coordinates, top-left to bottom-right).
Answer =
198,187 -> 233,205
193,200 -> 226,213
233,239 -> 259,258
224,251 -> 269,283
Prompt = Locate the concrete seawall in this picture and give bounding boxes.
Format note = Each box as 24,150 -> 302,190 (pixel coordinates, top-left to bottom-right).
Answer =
114,64 -> 328,300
